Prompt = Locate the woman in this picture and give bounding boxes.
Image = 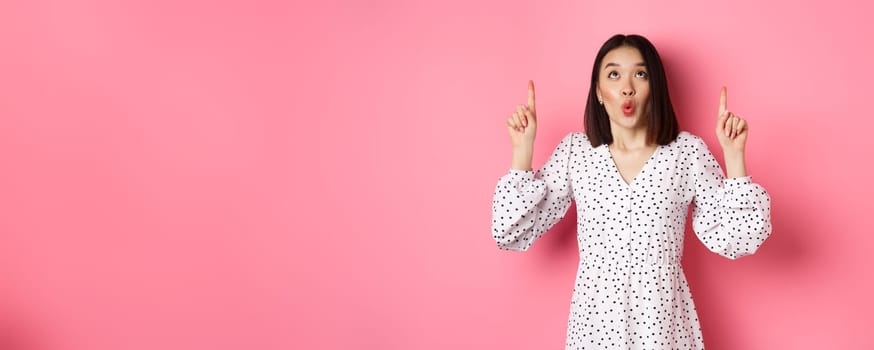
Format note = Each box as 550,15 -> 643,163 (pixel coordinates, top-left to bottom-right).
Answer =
491,34 -> 772,349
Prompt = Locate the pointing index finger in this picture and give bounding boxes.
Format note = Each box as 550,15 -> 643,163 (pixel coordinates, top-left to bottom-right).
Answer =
528,80 -> 536,109
719,86 -> 727,117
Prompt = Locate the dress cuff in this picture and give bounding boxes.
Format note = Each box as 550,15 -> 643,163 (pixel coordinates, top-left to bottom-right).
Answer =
507,169 -> 536,181
722,176 -> 754,208
723,176 -> 752,189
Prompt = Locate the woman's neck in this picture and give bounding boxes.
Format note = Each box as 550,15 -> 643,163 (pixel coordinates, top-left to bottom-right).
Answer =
610,125 -> 650,150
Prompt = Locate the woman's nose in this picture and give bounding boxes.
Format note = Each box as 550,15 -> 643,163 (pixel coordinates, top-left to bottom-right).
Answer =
621,87 -> 635,96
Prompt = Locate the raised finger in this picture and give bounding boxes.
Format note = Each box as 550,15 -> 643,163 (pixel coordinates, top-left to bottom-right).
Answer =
719,86 -> 727,117
528,80 -> 536,110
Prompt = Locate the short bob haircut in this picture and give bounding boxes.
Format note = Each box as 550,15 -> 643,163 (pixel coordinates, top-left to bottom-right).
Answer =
584,34 -> 679,147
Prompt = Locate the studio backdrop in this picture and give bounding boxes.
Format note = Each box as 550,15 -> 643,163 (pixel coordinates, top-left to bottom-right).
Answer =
1,0 -> 872,349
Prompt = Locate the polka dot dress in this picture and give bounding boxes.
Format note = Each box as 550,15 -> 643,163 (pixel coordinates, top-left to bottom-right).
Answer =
491,131 -> 772,349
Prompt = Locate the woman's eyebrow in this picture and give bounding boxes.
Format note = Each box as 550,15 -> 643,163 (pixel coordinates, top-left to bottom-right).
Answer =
604,62 -> 647,68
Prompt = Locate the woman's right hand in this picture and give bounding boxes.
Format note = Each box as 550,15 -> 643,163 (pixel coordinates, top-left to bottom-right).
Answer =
506,80 -> 537,149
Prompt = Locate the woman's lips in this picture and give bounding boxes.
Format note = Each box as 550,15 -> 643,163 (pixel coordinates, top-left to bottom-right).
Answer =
622,101 -> 635,116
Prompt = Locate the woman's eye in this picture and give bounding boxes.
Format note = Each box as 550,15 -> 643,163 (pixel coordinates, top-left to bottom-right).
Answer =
607,71 -> 619,79
635,71 -> 649,79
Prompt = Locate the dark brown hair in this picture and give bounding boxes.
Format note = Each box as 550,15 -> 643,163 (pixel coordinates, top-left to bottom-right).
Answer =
584,34 -> 679,147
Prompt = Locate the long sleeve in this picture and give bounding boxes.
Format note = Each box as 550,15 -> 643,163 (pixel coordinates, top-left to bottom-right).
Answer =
491,133 -> 575,251
690,137 -> 772,260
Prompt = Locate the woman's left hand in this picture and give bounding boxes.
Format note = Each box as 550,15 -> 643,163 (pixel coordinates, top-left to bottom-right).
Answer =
716,86 -> 748,154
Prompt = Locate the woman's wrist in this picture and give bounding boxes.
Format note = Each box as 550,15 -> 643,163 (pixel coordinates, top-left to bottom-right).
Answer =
511,146 -> 534,171
723,150 -> 747,178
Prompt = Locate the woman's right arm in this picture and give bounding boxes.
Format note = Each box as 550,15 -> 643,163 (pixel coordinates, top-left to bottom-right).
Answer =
491,132 -> 576,251
491,80 -> 575,251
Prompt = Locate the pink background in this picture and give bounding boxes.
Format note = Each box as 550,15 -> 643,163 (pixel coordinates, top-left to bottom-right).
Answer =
1,0 -> 872,349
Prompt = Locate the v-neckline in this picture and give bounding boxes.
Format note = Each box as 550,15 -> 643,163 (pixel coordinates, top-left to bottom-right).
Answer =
603,143 -> 662,188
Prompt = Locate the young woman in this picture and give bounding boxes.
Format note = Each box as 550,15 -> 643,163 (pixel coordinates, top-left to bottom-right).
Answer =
491,34 -> 772,349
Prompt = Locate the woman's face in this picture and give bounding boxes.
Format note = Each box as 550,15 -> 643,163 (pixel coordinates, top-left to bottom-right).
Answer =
596,46 -> 651,131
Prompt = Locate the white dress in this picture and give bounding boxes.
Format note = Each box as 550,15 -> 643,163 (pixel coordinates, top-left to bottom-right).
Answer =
491,131 -> 772,349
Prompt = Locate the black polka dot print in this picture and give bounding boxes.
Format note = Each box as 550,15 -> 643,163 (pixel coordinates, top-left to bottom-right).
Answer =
491,131 -> 772,349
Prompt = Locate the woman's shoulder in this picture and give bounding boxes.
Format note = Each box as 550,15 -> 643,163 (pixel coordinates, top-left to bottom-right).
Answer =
561,131 -> 594,152
671,131 -> 719,162
674,131 -> 708,149
675,130 -> 702,143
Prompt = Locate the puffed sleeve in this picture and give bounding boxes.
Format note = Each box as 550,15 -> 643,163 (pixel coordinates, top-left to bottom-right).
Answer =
690,136 -> 772,259
491,132 -> 575,251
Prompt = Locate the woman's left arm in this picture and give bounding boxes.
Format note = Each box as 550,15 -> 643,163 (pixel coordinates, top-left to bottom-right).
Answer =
689,86 -> 772,260
690,136 -> 772,260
